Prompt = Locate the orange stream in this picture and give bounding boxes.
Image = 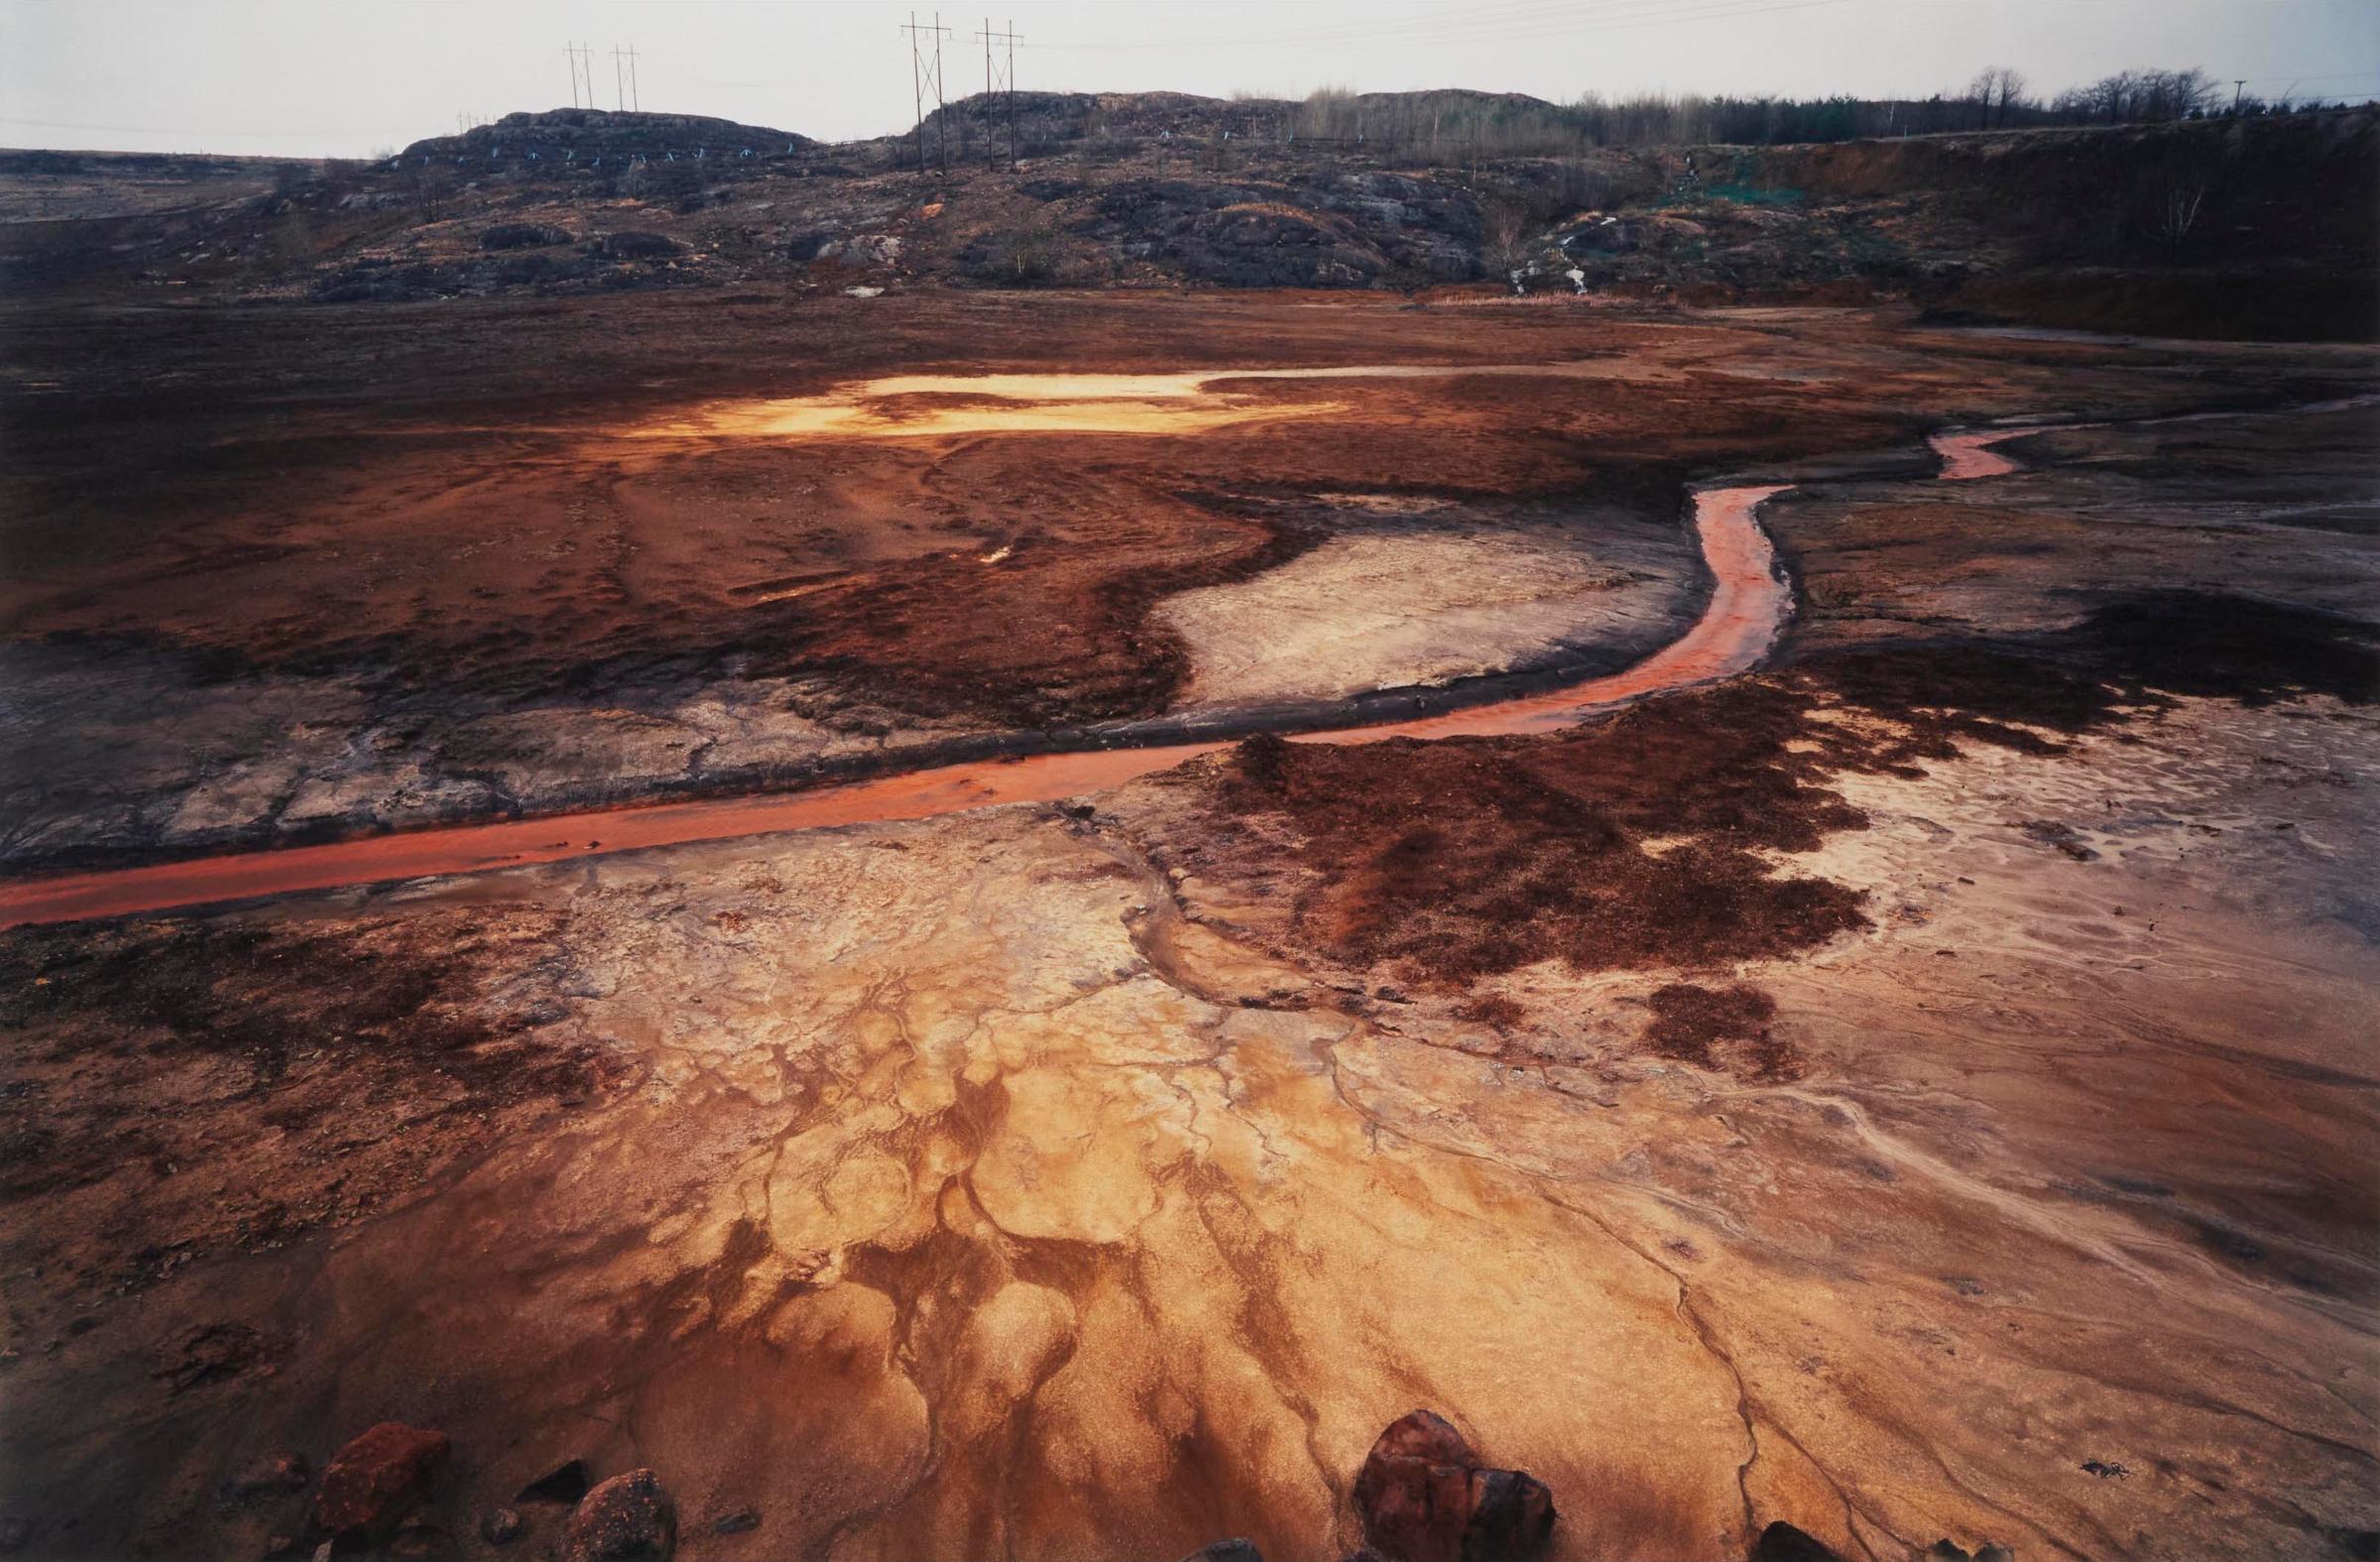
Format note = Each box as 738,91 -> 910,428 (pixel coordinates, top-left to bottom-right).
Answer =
0,486 -> 1791,929
1928,424 -> 2036,481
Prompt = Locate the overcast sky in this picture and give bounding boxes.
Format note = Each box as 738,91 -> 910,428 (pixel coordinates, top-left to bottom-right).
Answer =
4,0 -> 2375,157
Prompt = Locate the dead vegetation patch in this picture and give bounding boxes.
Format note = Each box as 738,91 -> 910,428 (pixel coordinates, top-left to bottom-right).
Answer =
1642,983 -> 1796,1080
1191,589 -> 2376,993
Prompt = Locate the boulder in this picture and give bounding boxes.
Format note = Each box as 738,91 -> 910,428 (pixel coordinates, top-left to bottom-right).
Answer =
311,1422 -> 449,1536
1351,1410 -> 1554,1562
479,1505 -> 525,1545
564,1470 -> 677,1562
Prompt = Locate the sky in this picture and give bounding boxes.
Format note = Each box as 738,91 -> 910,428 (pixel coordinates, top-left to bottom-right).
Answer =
3,0 -> 2376,157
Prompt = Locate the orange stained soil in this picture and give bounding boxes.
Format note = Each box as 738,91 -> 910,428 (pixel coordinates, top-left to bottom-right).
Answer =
0,484 -> 1789,929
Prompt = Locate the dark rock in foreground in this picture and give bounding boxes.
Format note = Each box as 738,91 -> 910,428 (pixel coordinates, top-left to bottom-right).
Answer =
564,1469 -> 677,1562
311,1422 -> 449,1536
519,1459 -> 592,1504
1752,1520 -> 1844,1561
1352,1410 -> 1554,1562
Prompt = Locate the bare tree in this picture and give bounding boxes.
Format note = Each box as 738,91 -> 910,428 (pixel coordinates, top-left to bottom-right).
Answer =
2154,174 -> 2209,246
1965,65 -> 2031,129
405,164 -> 456,222
2054,66 -> 2220,125
1482,196 -> 1534,288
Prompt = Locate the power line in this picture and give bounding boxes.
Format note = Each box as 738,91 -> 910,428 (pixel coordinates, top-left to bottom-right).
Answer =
1035,0 -> 1852,53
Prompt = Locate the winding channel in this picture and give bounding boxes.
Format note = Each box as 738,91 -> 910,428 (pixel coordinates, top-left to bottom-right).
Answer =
0,388 -> 2046,930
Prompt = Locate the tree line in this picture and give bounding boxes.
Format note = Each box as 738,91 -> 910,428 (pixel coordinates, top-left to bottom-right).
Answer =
1287,68 -> 2367,158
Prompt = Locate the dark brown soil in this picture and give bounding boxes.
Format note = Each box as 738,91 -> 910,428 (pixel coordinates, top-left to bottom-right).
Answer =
0,909 -> 633,1334
1642,983 -> 1794,1080
1189,590 -> 2377,990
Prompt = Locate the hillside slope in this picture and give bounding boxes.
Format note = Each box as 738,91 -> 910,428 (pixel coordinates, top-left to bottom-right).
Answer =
2,99 -> 2370,339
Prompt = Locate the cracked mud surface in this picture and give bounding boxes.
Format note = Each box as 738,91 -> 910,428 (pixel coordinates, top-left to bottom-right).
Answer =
1,297 -> 2377,1560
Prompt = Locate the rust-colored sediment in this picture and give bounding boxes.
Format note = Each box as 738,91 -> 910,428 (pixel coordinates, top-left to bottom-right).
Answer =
0,485 -> 1788,929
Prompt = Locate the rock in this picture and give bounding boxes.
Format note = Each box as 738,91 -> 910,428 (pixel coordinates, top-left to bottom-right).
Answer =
222,1451 -> 311,1502
1751,1521 -> 1844,1561
1178,1541 -> 1263,1562
519,1459 -> 591,1504
1351,1410 -> 1554,1562
312,1422 -> 449,1536
564,1470 -> 677,1562
480,1505 -> 525,1544
710,1507 -> 760,1535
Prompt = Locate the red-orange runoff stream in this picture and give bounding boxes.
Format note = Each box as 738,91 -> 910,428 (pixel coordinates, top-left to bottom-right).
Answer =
1,424 -> 2020,930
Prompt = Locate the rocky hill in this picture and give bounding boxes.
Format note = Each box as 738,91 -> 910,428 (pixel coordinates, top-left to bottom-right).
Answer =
395,107 -> 812,170
3,98 -> 2371,340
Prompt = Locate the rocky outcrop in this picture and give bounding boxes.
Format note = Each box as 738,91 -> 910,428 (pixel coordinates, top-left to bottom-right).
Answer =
399,109 -> 810,169
311,1422 -> 449,1536
1351,1411 -> 1555,1562
1080,179 -> 1388,287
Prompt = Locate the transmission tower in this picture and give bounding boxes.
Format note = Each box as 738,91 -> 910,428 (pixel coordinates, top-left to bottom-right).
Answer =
898,12 -> 953,173
562,43 -> 595,109
973,19 -> 1023,167
615,45 -> 642,112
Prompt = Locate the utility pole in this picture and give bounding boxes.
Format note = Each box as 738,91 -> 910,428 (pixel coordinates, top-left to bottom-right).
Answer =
565,44 -> 580,108
898,12 -> 953,173
973,19 -> 1023,167
2232,78 -> 2247,114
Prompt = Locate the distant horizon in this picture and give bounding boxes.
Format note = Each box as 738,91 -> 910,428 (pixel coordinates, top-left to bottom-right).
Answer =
4,0 -> 2376,160
9,83 -> 2380,166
